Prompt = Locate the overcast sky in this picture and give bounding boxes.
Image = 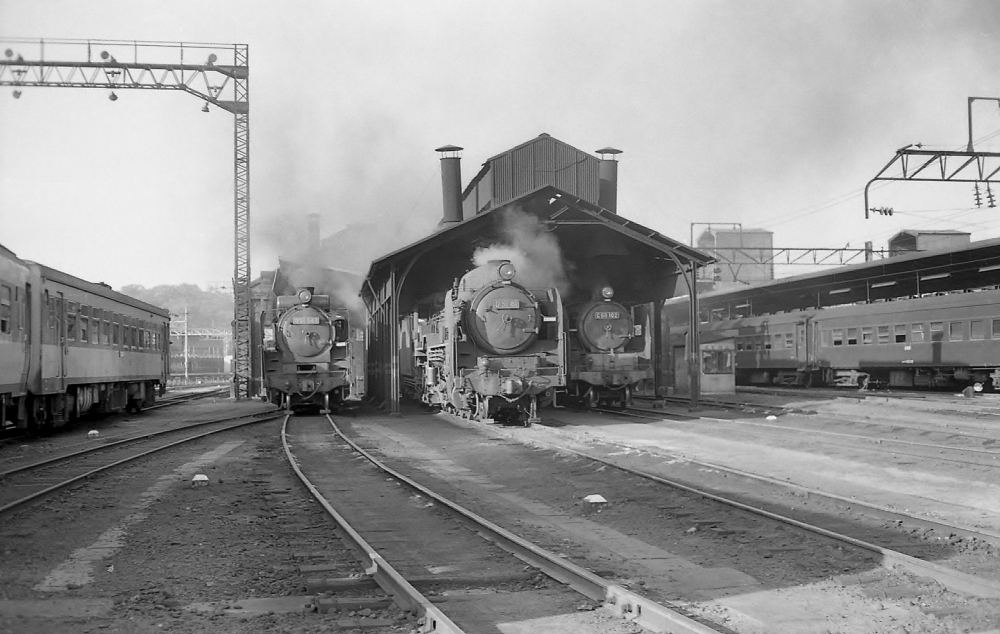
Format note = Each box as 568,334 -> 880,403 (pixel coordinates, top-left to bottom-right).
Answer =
2,1 -> 1000,290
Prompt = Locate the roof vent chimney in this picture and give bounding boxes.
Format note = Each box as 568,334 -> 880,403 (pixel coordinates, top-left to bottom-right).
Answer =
596,147 -> 622,214
436,145 -> 463,225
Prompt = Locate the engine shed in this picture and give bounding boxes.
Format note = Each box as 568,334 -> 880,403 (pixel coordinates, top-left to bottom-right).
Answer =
361,133 -> 714,414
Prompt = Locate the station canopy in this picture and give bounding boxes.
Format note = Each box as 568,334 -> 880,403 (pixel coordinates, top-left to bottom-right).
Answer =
691,236 -> 1000,319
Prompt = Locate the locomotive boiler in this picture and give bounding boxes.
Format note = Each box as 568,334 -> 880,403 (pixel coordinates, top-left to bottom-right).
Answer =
566,286 -> 652,408
260,287 -> 354,412
405,260 -> 565,425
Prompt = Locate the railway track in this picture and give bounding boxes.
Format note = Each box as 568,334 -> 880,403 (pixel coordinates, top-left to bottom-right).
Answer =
0,409 -> 282,516
561,406 -> 1000,601
283,413 -> 722,634
0,387 -> 227,443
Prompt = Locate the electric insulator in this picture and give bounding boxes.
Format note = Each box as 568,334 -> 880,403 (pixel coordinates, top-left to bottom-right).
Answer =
974,183 -> 983,208
988,183 -> 996,209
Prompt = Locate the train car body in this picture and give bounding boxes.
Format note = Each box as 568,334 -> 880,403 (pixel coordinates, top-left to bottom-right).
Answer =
0,245 -> 31,424
0,245 -> 170,430
565,287 -> 653,408
260,288 -> 355,411
668,288 -> 1000,390
403,260 -> 565,425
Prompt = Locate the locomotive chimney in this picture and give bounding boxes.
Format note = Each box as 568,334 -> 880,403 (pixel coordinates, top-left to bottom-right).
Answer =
436,145 -> 464,225
306,213 -> 321,255
596,147 -> 622,214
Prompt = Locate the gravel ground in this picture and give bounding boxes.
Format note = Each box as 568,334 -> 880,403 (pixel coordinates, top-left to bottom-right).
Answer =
0,402 -> 410,634
339,403 -> 1000,633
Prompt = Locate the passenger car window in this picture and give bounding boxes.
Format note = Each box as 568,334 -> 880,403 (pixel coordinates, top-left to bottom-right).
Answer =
0,285 -> 10,333
949,321 -> 964,341
971,320 -> 986,340
877,325 -> 890,344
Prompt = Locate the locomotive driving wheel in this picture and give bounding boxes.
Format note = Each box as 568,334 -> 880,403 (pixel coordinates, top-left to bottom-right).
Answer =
474,394 -> 490,421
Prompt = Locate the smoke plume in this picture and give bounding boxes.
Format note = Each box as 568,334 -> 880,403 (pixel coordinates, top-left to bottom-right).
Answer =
473,208 -> 573,296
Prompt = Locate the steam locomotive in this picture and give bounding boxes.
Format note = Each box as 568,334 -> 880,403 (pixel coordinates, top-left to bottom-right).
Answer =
565,286 -> 652,408
0,244 -> 169,431
402,260 -> 565,425
260,287 -> 361,412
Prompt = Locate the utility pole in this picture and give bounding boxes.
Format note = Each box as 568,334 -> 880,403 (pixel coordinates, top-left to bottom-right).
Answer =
183,306 -> 190,382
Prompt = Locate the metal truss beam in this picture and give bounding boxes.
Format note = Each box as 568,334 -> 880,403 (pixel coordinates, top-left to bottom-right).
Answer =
0,38 -> 252,398
711,246 -> 888,267
864,147 -> 1000,218
865,98 -> 1000,218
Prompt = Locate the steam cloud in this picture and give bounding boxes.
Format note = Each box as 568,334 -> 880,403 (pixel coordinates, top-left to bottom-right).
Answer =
473,208 -> 573,296
283,263 -> 366,322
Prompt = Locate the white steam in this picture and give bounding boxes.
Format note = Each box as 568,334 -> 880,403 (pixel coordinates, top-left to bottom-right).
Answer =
473,208 -> 572,296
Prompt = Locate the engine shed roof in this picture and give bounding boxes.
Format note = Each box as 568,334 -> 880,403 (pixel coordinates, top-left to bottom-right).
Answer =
672,235 -> 1000,319
361,184 -> 713,311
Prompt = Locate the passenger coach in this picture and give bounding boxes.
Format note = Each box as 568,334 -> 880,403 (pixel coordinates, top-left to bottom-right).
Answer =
1,243 -> 169,430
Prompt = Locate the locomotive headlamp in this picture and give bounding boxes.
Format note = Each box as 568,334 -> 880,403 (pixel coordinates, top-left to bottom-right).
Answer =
297,289 -> 312,304
498,262 -> 516,281
601,286 -> 615,300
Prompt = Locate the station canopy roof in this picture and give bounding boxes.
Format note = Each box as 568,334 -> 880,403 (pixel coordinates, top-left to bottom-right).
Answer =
687,236 -> 1000,317
362,184 -> 714,312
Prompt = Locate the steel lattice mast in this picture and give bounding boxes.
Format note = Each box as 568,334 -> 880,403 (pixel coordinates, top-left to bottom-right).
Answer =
0,38 -> 253,398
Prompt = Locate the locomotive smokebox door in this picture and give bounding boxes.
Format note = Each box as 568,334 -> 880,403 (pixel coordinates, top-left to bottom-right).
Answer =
466,283 -> 541,355
578,302 -> 632,352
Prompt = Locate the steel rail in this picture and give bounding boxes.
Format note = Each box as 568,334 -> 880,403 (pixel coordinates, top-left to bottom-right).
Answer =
320,414 -> 720,634
0,413 -> 283,515
522,425 -> 1000,599
147,388 -> 228,410
1,409 -> 278,479
279,415 -> 465,634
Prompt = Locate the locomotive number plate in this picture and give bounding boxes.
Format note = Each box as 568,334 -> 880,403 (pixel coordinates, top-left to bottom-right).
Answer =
594,312 -> 620,319
291,317 -> 321,325
493,299 -> 520,309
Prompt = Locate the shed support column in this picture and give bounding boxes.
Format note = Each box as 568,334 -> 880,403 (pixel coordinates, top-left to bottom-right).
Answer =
390,266 -> 400,415
687,264 -> 700,409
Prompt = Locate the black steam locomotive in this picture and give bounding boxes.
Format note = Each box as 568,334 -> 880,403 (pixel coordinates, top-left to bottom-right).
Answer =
402,260 -> 565,425
260,287 -> 357,412
565,285 -> 652,408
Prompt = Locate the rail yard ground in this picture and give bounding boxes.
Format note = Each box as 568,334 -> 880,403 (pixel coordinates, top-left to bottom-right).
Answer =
1,391 -> 999,633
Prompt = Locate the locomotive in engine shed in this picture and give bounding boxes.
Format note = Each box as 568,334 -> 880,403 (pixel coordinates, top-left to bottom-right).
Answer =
260,287 -> 357,412
362,134 -> 715,420
565,285 -> 652,409
403,260 -> 565,425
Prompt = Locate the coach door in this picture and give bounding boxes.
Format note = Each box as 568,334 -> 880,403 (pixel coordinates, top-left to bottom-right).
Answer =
41,290 -> 67,392
55,292 -> 66,391
795,321 -> 809,370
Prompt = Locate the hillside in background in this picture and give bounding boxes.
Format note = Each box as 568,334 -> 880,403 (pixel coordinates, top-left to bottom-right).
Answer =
120,284 -> 232,330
